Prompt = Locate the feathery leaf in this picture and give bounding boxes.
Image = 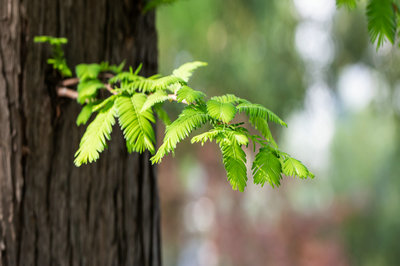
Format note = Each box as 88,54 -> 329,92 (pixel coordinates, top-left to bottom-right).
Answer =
252,148 -> 282,187
367,0 -> 396,48
76,104 -> 94,126
116,94 -> 156,154
151,105 -> 210,163
74,103 -> 117,166
172,61 -> 207,82
153,104 -> 171,126
206,100 -> 237,124
249,117 -> 278,148
281,156 -> 314,179
219,138 -> 247,192
210,94 -> 244,104
177,86 -> 205,104
237,101 -> 287,127
141,91 -> 169,112
336,0 -> 357,9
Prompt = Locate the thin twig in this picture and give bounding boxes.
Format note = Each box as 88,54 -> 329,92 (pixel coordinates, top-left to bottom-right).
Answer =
60,77 -> 79,87
168,94 -> 188,105
57,86 -> 78,99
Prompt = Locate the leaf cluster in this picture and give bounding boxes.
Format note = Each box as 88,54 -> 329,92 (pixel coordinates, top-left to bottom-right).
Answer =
37,38 -> 314,192
34,36 -> 72,77
336,0 -> 400,49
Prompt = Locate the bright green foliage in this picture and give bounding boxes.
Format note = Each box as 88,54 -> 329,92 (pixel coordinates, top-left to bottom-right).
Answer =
141,91 -> 169,112
116,94 -> 156,153
76,104 -> 94,126
219,137 -> 247,192
336,0 -> 357,9
77,80 -> 105,104
281,156 -> 315,179
252,148 -> 282,187
74,103 -> 117,166
337,0 -> 399,49
37,37 -> 314,191
151,105 -> 210,163
172,61 -> 208,82
367,0 -> 396,48
34,36 -> 72,77
210,94 -> 243,104
248,117 -> 277,148
206,100 -> 237,124
76,64 -> 102,81
177,86 -> 205,104
191,129 -> 221,145
236,102 -> 287,127
153,104 -> 171,126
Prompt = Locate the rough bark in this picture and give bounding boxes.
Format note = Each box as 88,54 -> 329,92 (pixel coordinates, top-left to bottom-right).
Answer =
0,0 -> 161,265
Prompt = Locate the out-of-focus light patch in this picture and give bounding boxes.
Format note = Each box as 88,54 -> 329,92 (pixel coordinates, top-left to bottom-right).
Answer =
284,83 -> 336,171
246,32 -> 266,63
283,83 -> 336,212
198,240 -> 219,266
338,64 -> 377,112
293,0 -> 335,22
174,50 -> 194,69
295,22 -> 334,66
180,158 -> 207,196
184,197 -> 215,233
242,182 -> 283,224
393,82 -> 400,114
207,21 -> 228,53
288,178 -> 334,213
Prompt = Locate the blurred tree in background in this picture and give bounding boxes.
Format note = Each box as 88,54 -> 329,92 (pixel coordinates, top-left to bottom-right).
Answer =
157,0 -> 400,265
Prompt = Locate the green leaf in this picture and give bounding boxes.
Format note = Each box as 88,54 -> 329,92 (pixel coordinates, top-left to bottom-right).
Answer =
77,79 -> 105,104
99,61 -> 125,74
211,94 -> 244,104
74,104 -> 117,166
206,100 -> 237,123
367,0 -> 396,48
219,139 -> 247,192
172,61 -> 208,82
151,75 -> 184,91
34,36 -> 68,45
191,129 -> 220,145
176,86 -> 205,104
151,105 -> 210,163
141,91 -> 169,112
336,0 -> 357,9
109,71 -> 139,84
282,157 -> 314,179
249,117 -> 278,148
76,64 -> 102,81
153,104 -> 171,126
76,104 -> 94,126
116,94 -> 156,154
236,101 -> 287,127
252,148 -> 282,187
92,95 -> 117,112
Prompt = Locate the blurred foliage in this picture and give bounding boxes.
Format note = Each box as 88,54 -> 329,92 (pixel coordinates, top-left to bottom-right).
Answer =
157,0 -> 400,265
331,5 -> 400,266
157,0 -> 306,118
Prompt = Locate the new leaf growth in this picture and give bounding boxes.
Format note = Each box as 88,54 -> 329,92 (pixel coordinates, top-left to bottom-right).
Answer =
37,37 -> 314,192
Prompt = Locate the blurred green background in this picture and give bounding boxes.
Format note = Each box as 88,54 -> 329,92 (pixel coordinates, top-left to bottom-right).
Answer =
156,0 -> 400,265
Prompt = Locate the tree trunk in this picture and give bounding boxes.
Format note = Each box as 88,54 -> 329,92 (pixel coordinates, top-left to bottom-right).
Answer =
0,0 -> 161,265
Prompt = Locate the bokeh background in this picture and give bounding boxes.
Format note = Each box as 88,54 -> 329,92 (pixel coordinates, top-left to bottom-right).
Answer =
155,0 -> 400,265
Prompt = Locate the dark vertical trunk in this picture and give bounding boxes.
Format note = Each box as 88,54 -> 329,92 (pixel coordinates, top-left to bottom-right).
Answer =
0,0 -> 161,265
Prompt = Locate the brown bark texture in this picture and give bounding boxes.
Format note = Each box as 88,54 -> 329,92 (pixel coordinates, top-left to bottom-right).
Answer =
0,0 -> 161,265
